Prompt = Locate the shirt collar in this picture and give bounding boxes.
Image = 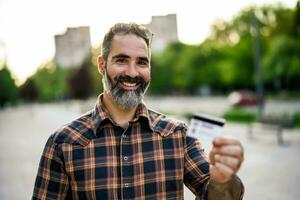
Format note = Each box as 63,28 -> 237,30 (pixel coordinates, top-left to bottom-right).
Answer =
91,93 -> 155,136
90,94 -> 111,135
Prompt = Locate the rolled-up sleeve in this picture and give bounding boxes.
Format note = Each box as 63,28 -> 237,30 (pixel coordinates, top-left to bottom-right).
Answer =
184,135 -> 244,200
32,135 -> 70,200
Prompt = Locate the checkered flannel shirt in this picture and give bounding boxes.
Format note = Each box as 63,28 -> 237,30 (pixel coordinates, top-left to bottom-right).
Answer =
32,94 -> 244,200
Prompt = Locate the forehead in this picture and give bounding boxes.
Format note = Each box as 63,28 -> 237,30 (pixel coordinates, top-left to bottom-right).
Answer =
109,34 -> 149,58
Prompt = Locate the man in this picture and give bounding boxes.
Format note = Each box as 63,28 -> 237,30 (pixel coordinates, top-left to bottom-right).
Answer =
32,23 -> 244,199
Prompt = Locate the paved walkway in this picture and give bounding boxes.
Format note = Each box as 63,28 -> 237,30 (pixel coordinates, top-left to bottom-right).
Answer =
0,100 -> 299,199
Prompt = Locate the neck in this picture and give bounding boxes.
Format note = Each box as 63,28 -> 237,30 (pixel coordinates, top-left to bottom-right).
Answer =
102,91 -> 137,128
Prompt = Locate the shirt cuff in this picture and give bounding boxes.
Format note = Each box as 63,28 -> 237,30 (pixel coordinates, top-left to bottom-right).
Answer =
206,175 -> 244,200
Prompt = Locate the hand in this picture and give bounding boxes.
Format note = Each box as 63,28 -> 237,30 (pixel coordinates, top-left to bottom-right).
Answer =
209,136 -> 244,183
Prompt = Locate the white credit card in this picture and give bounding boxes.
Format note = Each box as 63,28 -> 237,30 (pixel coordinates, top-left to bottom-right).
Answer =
188,114 -> 226,151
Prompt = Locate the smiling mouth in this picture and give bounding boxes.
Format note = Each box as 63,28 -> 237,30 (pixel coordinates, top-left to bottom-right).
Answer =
119,81 -> 140,90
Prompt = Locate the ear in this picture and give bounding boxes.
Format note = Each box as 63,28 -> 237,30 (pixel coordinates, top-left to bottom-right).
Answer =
97,56 -> 105,75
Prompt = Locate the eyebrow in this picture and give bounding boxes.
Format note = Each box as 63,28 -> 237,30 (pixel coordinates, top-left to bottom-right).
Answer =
112,54 -> 149,63
112,54 -> 130,60
138,57 -> 149,63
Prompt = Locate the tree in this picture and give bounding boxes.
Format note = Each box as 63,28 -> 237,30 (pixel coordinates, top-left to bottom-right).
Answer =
207,4 -> 296,92
29,60 -> 70,101
150,42 -> 187,94
67,59 -> 94,99
210,4 -> 294,43
19,78 -> 38,101
292,0 -> 300,38
263,35 -> 300,90
144,3 -> 299,95
0,64 -> 18,107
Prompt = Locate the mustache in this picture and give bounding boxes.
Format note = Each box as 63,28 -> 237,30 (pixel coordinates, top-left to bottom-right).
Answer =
105,71 -> 150,94
115,76 -> 145,85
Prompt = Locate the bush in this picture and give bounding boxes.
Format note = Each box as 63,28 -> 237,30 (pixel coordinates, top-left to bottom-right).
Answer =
224,108 -> 257,123
295,112 -> 300,128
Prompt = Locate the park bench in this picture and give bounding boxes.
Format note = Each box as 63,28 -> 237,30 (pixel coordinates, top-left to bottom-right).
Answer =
247,114 -> 295,145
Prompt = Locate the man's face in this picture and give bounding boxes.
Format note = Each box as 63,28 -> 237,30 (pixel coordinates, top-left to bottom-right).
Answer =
101,34 -> 151,109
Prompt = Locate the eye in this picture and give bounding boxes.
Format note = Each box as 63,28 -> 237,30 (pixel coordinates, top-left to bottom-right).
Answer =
115,57 -> 128,64
137,59 -> 149,67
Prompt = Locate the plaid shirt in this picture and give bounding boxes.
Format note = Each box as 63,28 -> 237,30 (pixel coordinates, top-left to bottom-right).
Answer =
33,94 -> 244,200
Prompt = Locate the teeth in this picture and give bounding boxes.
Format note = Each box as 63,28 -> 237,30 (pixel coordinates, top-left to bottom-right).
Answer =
122,82 -> 137,87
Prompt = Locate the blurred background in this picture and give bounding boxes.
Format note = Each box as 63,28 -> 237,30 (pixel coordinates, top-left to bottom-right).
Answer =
0,0 -> 299,199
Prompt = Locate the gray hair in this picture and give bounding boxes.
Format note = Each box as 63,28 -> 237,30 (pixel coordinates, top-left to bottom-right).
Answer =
101,23 -> 153,62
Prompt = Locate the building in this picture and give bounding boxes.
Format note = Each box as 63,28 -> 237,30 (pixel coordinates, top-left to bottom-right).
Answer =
145,14 -> 178,52
54,26 -> 91,68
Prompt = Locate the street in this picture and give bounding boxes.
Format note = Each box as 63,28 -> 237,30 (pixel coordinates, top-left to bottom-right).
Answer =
0,97 -> 300,199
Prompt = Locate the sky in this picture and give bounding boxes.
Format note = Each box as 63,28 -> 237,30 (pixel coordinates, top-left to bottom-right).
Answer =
0,0 -> 297,84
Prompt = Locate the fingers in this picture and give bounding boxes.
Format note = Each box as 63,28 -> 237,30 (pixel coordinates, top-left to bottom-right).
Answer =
209,136 -> 244,177
213,136 -> 241,147
211,145 -> 244,160
210,162 -> 235,183
209,146 -> 243,167
209,137 -> 244,183
211,136 -> 244,161
214,154 -> 240,171
215,162 -> 235,178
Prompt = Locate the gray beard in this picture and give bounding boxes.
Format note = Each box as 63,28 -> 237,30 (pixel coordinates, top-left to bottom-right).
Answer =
102,70 -> 149,110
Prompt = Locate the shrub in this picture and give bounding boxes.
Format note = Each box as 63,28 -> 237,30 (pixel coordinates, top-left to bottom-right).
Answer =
224,108 -> 257,123
295,112 -> 300,128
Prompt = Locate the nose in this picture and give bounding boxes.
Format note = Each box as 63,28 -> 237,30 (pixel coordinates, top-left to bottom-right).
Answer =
125,61 -> 139,77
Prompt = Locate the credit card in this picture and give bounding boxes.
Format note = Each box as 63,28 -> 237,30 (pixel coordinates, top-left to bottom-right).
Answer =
188,113 -> 226,151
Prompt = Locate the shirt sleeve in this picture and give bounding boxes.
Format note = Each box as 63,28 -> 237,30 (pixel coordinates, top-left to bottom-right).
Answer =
32,134 -> 71,200
184,135 -> 210,199
207,175 -> 244,200
184,135 -> 244,200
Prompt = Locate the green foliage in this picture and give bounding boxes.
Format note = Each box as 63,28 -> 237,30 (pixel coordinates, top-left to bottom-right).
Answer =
263,35 -> 300,90
29,60 -> 71,101
292,1 -> 300,37
224,108 -> 257,123
0,64 -> 18,107
20,51 -> 103,102
149,3 -> 299,95
177,43 -> 220,91
150,34 -> 256,94
295,112 -> 300,128
19,78 -> 38,101
150,42 -> 187,94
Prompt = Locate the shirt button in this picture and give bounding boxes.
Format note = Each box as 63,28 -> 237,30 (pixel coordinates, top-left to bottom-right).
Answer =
123,156 -> 128,161
124,183 -> 129,188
